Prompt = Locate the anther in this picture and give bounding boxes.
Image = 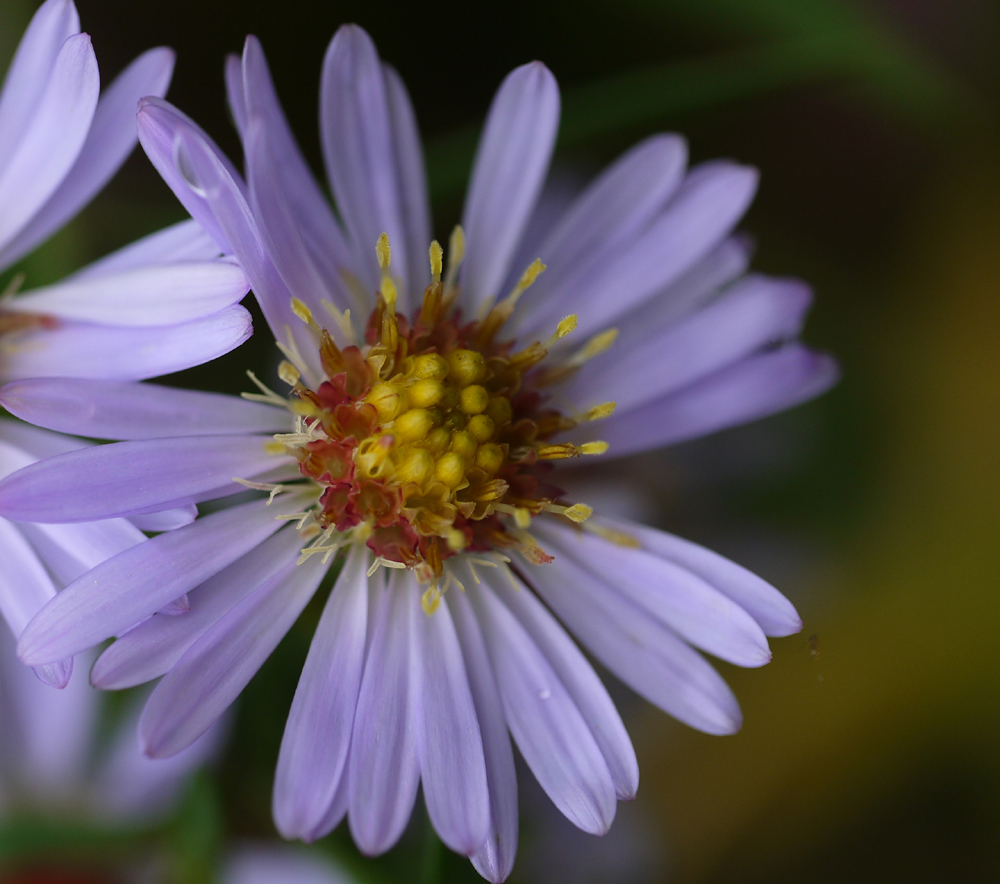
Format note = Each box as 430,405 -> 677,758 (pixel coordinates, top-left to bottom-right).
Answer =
580,441 -> 609,455
429,240 -> 443,283
376,232 -> 391,270
546,503 -> 593,523
291,298 -> 323,337
278,360 -> 301,388
544,314 -> 578,348
581,402 -> 616,422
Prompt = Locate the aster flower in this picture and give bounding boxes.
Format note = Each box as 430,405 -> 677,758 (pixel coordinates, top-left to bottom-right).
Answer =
0,0 -> 252,687
0,24 -> 837,883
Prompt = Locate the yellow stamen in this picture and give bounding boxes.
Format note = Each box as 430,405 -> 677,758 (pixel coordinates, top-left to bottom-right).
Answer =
545,502 -> 593,523
587,523 -> 641,548
580,441 -> 609,455
290,298 -> 323,337
277,360 -> 301,388
376,232 -> 391,271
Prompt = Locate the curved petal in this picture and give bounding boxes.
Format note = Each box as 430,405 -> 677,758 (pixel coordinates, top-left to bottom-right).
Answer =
2,378 -> 288,440
413,575 -> 490,855
13,261 -> 248,326
0,0 -> 80,172
70,219 -> 223,280
595,515 -> 802,637
0,435 -> 286,523
347,569 -> 420,855
562,275 -> 813,415
520,546 -> 742,735
535,520 -> 770,667
489,565 -> 638,799
0,47 -> 175,268
0,33 -> 98,253
514,134 -> 687,330
140,552 -> 326,758
17,497 -> 295,665
0,516 -> 58,636
136,96 -> 243,253
225,52 -> 248,138
91,526 -> 304,690
460,62 -> 560,314
525,162 -> 759,341
447,586 -> 519,883
0,416 -> 89,460
0,305 -> 253,383
273,543 -> 369,841
594,344 -> 840,458
469,577 -> 616,835
320,25 -> 410,305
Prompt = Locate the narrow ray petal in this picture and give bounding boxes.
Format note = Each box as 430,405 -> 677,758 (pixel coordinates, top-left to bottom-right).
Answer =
140,553 -> 326,757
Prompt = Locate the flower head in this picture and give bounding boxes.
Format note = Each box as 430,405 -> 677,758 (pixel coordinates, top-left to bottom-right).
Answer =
0,24 -> 837,883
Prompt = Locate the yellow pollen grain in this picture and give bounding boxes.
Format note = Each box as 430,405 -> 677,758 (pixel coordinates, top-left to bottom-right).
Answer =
435,452 -> 466,486
581,441 -> 609,455
423,427 -> 451,453
447,349 -> 485,386
506,258 -> 546,305
429,240 -> 443,282
449,431 -> 477,459
421,585 -> 442,615
408,378 -> 445,408
460,384 -> 489,415
475,443 -> 504,474
412,353 -> 448,380
466,414 -> 495,442
396,448 -> 434,485
448,225 -> 465,268
485,396 -> 512,426
393,408 -> 434,443
376,232 -> 391,270
557,315 -> 577,337
290,298 -> 322,337
447,528 -> 467,551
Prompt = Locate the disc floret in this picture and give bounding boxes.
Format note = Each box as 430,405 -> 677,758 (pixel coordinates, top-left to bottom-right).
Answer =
269,231 -> 613,584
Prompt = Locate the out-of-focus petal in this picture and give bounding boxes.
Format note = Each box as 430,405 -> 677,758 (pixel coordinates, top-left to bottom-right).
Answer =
0,33 -> 98,253
0,0 -> 80,172
139,553 -> 326,758
0,305 -> 253,383
348,569 -> 420,855
128,506 -> 198,532
18,517 -> 144,585
274,543 -> 369,841
0,47 -> 175,268
2,378 -> 287,440
223,845 -> 355,884
460,62 -> 559,315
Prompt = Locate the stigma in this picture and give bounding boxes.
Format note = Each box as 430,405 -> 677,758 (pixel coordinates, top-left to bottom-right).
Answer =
267,231 -> 614,584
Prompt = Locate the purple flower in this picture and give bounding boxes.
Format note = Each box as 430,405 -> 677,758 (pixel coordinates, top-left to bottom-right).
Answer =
0,0 -> 253,687
0,24 -> 837,882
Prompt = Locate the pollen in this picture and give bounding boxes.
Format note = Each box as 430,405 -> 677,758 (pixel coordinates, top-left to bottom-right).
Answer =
267,232 -> 609,585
